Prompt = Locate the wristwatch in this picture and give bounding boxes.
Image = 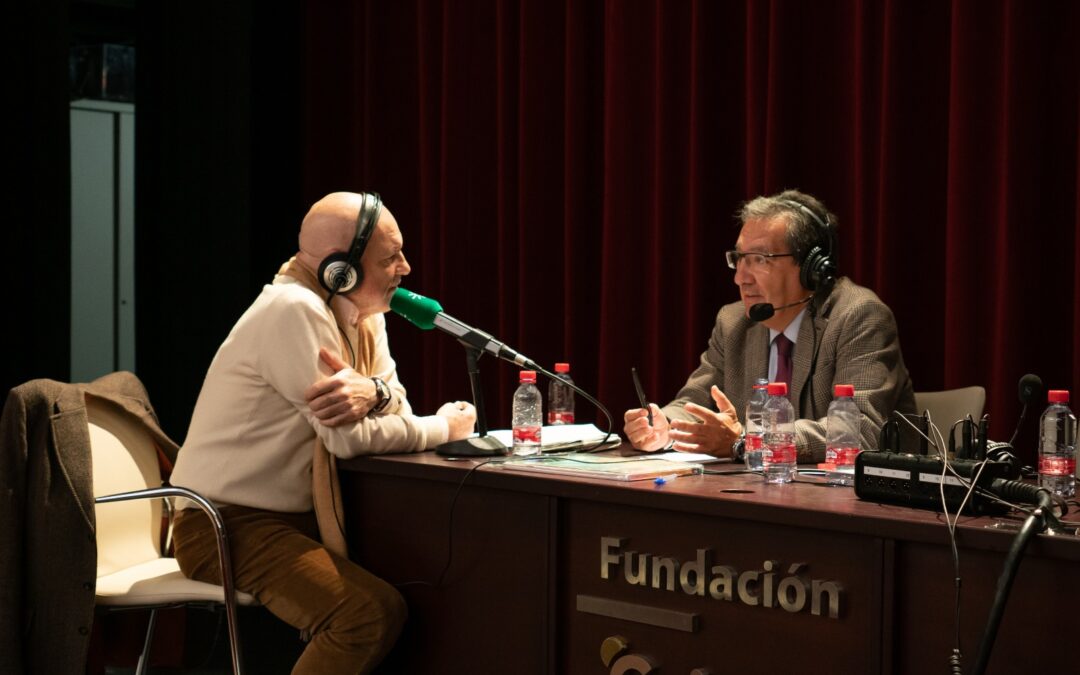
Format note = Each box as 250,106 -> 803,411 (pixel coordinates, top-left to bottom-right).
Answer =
731,436 -> 746,462
369,377 -> 391,415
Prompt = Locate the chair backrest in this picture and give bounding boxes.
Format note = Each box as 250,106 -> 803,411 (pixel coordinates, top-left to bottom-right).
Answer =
913,386 -> 986,431
88,395 -> 165,577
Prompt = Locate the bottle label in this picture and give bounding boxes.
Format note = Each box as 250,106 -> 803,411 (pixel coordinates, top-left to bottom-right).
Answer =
764,443 -> 796,465
547,412 -> 575,425
826,446 -> 861,466
1039,455 -> 1076,476
745,434 -> 763,451
513,425 -> 542,444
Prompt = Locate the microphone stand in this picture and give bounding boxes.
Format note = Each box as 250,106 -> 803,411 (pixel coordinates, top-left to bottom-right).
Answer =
436,345 -> 509,457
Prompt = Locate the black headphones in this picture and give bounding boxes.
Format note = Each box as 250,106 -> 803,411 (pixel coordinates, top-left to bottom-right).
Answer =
317,192 -> 382,300
780,198 -> 837,293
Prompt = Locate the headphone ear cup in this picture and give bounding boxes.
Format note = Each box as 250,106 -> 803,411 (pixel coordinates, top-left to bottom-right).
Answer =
800,246 -> 837,293
318,252 -> 361,295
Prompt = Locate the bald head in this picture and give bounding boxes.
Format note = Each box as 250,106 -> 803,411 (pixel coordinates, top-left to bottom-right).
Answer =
295,191 -> 411,318
297,192 -> 375,268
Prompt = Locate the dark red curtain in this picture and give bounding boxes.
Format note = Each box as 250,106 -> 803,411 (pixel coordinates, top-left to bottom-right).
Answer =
300,0 -> 1079,465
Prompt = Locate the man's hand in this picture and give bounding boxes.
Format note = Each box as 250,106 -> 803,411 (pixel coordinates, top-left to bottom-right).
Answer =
436,401 -> 477,441
623,404 -> 671,452
304,348 -> 377,427
669,386 -> 744,456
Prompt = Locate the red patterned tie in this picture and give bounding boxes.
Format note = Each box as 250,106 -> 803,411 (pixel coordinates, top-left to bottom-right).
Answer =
774,334 -> 794,390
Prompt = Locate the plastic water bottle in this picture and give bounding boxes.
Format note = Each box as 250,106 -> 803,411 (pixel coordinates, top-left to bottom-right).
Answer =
744,378 -> 769,471
547,362 -> 575,425
762,382 -> 797,483
1038,389 -> 1076,497
824,384 -> 861,486
512,370 -> 543,456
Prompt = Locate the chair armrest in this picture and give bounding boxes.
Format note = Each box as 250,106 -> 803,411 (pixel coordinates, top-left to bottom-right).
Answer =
95,485 -> 242,672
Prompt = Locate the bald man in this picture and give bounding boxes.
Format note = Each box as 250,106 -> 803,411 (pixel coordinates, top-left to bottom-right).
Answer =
169,192 -> 475,674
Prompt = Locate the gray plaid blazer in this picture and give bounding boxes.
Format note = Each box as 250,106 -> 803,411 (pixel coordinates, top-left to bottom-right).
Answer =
662,277 -> 916,462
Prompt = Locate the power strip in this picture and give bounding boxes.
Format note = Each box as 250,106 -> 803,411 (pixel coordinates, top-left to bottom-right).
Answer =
854,451 -> 1011,516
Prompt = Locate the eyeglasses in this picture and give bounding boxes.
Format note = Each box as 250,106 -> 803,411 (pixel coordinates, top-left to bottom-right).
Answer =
725,250 -> 796,270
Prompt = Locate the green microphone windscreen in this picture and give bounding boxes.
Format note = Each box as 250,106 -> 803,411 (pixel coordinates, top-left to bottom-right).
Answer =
390,287 -> 443,330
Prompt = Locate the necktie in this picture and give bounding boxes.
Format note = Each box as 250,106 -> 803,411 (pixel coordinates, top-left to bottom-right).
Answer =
774,334 -> 794,390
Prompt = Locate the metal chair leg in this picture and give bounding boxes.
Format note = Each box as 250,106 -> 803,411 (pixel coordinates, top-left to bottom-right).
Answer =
135,608 -> 158,675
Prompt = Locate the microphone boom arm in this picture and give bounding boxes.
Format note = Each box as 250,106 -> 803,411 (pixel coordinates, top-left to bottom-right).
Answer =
434,314 -> 539,370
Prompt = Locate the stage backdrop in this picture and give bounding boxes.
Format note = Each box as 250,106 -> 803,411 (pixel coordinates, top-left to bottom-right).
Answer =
11,2 -> 1070,467
290,0 -> 1079,465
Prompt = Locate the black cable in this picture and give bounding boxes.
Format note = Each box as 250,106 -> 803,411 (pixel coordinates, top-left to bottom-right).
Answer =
531,364 -> 615,452
947,649 -> 964,675
947,499 -> 963,671
392,457 -> 499,590
335,324 -> 356,366
971,481 -> 1055,675
797,298 -> 822,420
390,358 -> 612,590
198,607 -> 227,668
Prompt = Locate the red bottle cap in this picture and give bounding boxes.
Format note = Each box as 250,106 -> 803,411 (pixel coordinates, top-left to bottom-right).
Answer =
767,382 -> 788,396
1048,390 -> 1070,403
834,384 -> 854,397
519,370 -> 537,383
555,363 -> 570,373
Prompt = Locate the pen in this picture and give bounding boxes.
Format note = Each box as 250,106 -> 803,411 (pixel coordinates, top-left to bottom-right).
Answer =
632,367 -> 653,426
653,474 -> 679,486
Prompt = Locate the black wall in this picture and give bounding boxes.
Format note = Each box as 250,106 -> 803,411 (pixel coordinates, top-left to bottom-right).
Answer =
4,1 -> 306,441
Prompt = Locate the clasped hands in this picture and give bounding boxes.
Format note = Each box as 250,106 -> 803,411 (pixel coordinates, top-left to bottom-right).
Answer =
622,385 -> 743,456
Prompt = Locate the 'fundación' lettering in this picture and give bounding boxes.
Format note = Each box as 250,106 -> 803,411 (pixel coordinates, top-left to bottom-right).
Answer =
599,536 -> 843,619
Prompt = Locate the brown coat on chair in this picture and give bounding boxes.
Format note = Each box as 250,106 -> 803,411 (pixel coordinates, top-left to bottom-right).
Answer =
0,372 -> 178,674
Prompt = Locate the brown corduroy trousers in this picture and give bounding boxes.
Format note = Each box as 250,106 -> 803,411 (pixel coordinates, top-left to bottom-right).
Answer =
173,506 -> 406,674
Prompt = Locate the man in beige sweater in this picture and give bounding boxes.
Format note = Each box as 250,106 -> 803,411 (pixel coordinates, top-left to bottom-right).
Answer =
170,192 -> 475,674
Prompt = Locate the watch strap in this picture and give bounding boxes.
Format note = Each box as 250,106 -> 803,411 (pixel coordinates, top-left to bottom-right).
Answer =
370,376 -> 391,415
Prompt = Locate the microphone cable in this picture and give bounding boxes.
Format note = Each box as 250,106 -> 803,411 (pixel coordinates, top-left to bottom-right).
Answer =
391,456 -> 501,590
892,410 -> 970,671
797,298 -> 823,420
391,370 -> 615,590
531,363 -> 616,452
891,411 -> 1065,674
970,481 -> 1056,675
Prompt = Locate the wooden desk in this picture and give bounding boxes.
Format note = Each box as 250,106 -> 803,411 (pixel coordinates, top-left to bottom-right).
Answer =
339,452 -> 1079,674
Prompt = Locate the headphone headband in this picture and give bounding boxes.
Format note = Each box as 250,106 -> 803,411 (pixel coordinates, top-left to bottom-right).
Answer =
778,198 -> 832,257
778,197 -> 837,293
346,192 -> 382,272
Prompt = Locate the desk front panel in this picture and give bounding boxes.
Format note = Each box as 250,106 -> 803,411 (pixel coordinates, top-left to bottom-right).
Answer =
343,471 -> 554,674
894,539 -> 1079,674
558,498 -> 884,674
339,455 -> 1080,674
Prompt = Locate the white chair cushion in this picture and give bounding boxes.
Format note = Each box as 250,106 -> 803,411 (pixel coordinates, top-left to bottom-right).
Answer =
96,557 -> 257,606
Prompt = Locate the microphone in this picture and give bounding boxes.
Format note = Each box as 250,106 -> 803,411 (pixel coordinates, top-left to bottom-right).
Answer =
748,295 -> 813,322
1007,373 -> 1043,447
390,288 -> 541,371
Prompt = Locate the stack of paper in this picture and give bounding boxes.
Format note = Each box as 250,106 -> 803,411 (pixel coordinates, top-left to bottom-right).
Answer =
484,423 -> 620,452
499,453 -> 704,481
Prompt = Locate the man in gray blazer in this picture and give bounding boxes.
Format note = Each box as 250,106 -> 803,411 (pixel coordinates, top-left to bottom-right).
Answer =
623,189 -> 916,463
